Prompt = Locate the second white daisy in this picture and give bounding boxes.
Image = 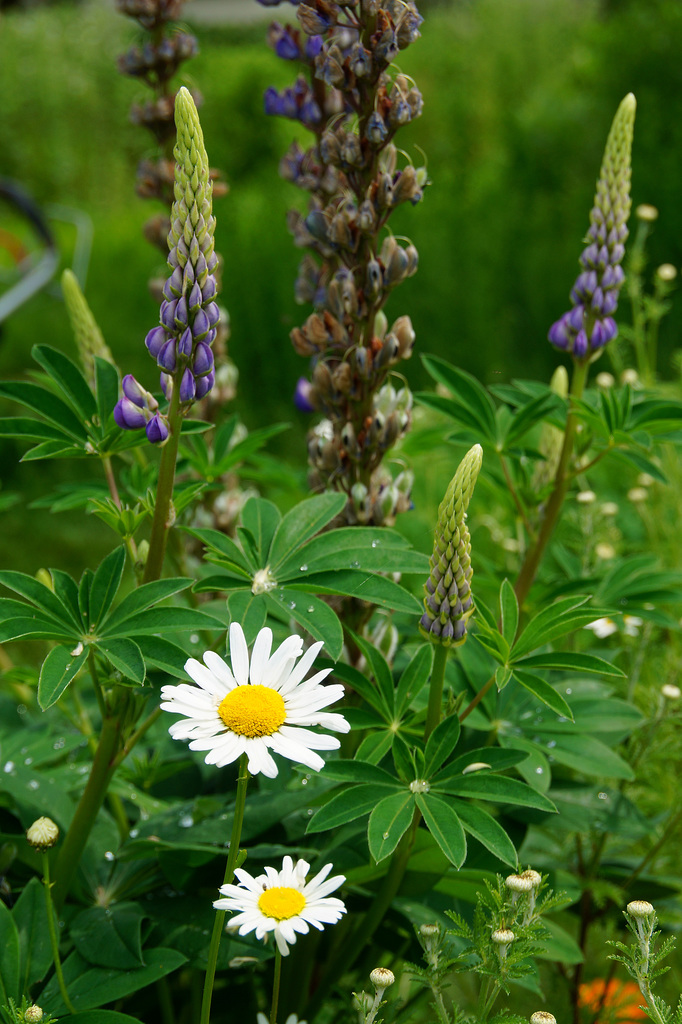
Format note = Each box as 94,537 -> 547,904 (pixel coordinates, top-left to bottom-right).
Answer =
160,622 -> 349,778
215,855 -> 346,956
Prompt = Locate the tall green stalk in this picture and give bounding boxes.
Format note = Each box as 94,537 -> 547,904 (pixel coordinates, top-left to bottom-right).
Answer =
143,384 -> 183,584
200,754 -> 250,1024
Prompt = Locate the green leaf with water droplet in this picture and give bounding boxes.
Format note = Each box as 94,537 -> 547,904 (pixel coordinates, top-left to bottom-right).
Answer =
368,791 -> 414,861
38,644 -> 89,710
415,793 -> 466,867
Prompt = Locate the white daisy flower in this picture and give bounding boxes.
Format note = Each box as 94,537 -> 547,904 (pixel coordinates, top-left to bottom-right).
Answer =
215,855 -> 346,956
160,623 -> 349,778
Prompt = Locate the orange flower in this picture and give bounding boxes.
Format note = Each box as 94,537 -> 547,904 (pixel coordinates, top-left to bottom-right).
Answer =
578,978 -> 647,1023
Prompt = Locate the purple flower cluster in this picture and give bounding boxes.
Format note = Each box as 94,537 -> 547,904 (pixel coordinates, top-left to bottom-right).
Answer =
548,94 -> 636,361
114,88 -> 218,444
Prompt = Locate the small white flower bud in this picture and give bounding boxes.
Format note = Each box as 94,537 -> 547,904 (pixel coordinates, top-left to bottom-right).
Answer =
661,684 -> 681,700
520,869 -> 542,887
419,923 -> 439,937
530,1013 -> 556,1024
595,543 -> 615,560
627,900 -> 654,918
595,371 -> 615,389
24,1007 -> 44,1023
636,204 -> 658,222
600,501 -> 619,516
370,967 -> 395,991
627,487 -> 648,504
26,817 -> 59,850
505,874 -> 533,893
576,490 -> 596,504
656,263 -> 677,281
621,368 -> 640,386
491,928 -> 515,944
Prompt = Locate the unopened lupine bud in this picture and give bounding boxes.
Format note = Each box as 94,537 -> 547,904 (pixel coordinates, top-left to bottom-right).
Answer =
26,817 -> 59,850
549,94 -> 636,360
420,444 -> 482,647
61,270 -> 115,388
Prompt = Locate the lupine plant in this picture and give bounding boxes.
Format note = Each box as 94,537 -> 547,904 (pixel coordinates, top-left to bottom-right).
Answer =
2,4 -> 682,1024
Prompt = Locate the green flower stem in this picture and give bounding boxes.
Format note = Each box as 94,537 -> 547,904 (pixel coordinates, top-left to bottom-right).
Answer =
101,454 -> 139,566
459,673 -> 495,724
143,384 -> 183,584
51,709 -> 124,910
270,948 -> 283,1024
200,754 -> 250,1024
111,706 -> 162,770
424,643 -> 448,741
43,851 -> 76,1014
514,358 -> 589,608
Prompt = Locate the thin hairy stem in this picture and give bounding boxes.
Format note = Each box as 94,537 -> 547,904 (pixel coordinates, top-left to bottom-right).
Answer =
43,852 -> 77,1014
270,949 -> 283,1024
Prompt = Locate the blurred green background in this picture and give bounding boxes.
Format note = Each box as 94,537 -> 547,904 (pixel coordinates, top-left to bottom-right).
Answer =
1,0 -> 681,568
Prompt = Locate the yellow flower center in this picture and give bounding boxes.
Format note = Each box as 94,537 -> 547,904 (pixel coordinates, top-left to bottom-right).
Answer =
217,685 -> 286,738
258,886 -> 306,921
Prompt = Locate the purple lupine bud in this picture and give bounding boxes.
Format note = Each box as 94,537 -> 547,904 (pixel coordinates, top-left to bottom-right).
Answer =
305,35 -> 323,60
169,265 -> 184,297
192,307 -> 211,340
602,290 -> 618,315
567,305 -> 584,331
205,302 -> 220,328
207,252 -> 218,273
184,262 -> 196,285
590,320 -> 607,349
202,276 -> 217,302
157,339 -> 177,372
195,370 -> 215,400
299,97 -> 322,127
160,300 -> 177,331
195,252 -> 208,280
275,30 -> 300,60
367,112 -> 388,145
179,367 -> 196,403
264,87 -> 283,116
188,281 -> 202,312
146,413 -> 170,445
160,372 -> 173,399
114,397 -> 147,430
573,329 -> 588,357
174,296 -> 188,328
294,376 -> 315,412
122,374 -> 148,407
602,264 -> 625,289
591,287 -> 605,313
193,341 -> 214,376
145,326 -> 168,357
597,244 -> 610,268
602,317 -> 618,342
580,243 -> 599,269
178,327 -> 194,358
389,97 -> 411,127
611,242 -> 625,264
162,278 -> 174,301
548,318 -> 570,349
204,328 -> 217,347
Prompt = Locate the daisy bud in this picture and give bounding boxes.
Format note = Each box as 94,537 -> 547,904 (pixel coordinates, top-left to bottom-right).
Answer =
370,967 -> 395,992
626,900 -> 654,918
520,869 -> 542,887
505,874 -> 533,893
662,684 -> 681,700
419,444 -> 482,648
26,816 -> 59,850
24,1007 -> 44,1023
491,928 -> 514,958
530,1014 -> 556,1024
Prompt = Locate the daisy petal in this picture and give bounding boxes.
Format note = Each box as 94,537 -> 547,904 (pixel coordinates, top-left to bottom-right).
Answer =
229,622 -> 250,686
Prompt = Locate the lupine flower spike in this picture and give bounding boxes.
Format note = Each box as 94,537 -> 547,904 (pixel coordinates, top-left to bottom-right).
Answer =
114,86 -> 219,444
419,444 -> 482,647
549,93 -> 636,361
61,269 -> 115,389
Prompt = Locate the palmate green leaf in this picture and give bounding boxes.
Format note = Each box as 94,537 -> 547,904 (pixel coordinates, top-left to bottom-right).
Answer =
500,579 -> 519,647
349,631 -> 394,715
39,948 -> 187,1015
368,791 -> 414,861
514,652 -> 625,677
211,423 -> 290,476
290,569 -> 421,613
317,659 -> 387,717
104,607 -> 224,637
395,643 -> 433,717
266,589 -> 344,660
611,447 -> 668,483
183,528 -> 251,573
100,578 -> 193,632
59,1013 -> 144,1024
503,390 -> 562,447
307,784 -> 381,832
0,416 -> 70,441
0,379 -> 88,441
433,773 -> 557,813
21,439 -> 82,461
193,571 -> 253,593
38,644 -> 89,710
511,596 -> 610,659
276,525 -> 424,578
511,670 -> 574,721
32,344 -> 97,422
13,877 -> 54,992
434,746 -> 529,781
50,568 -> 82,624
0,569 -> 81,628
318,760 -> 401,787
0,898 -> 20,1005
128,635 -> 190,677
424,713 -> 461,777
542,734 -> 634,780
241,497 -> 281,563
449,799 -> 518,867
95,356 -> 119,431
227,590 -> 267,645
392,733 -> 415,782
268,492 -> 347,571
97,638 -> 145,685
355,729 -> 394,764
0,615 -> 76,643
71,905 -> 145,970
415,793 -> 466,867
89,546 -> 127,627
421,355 -> 498,439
